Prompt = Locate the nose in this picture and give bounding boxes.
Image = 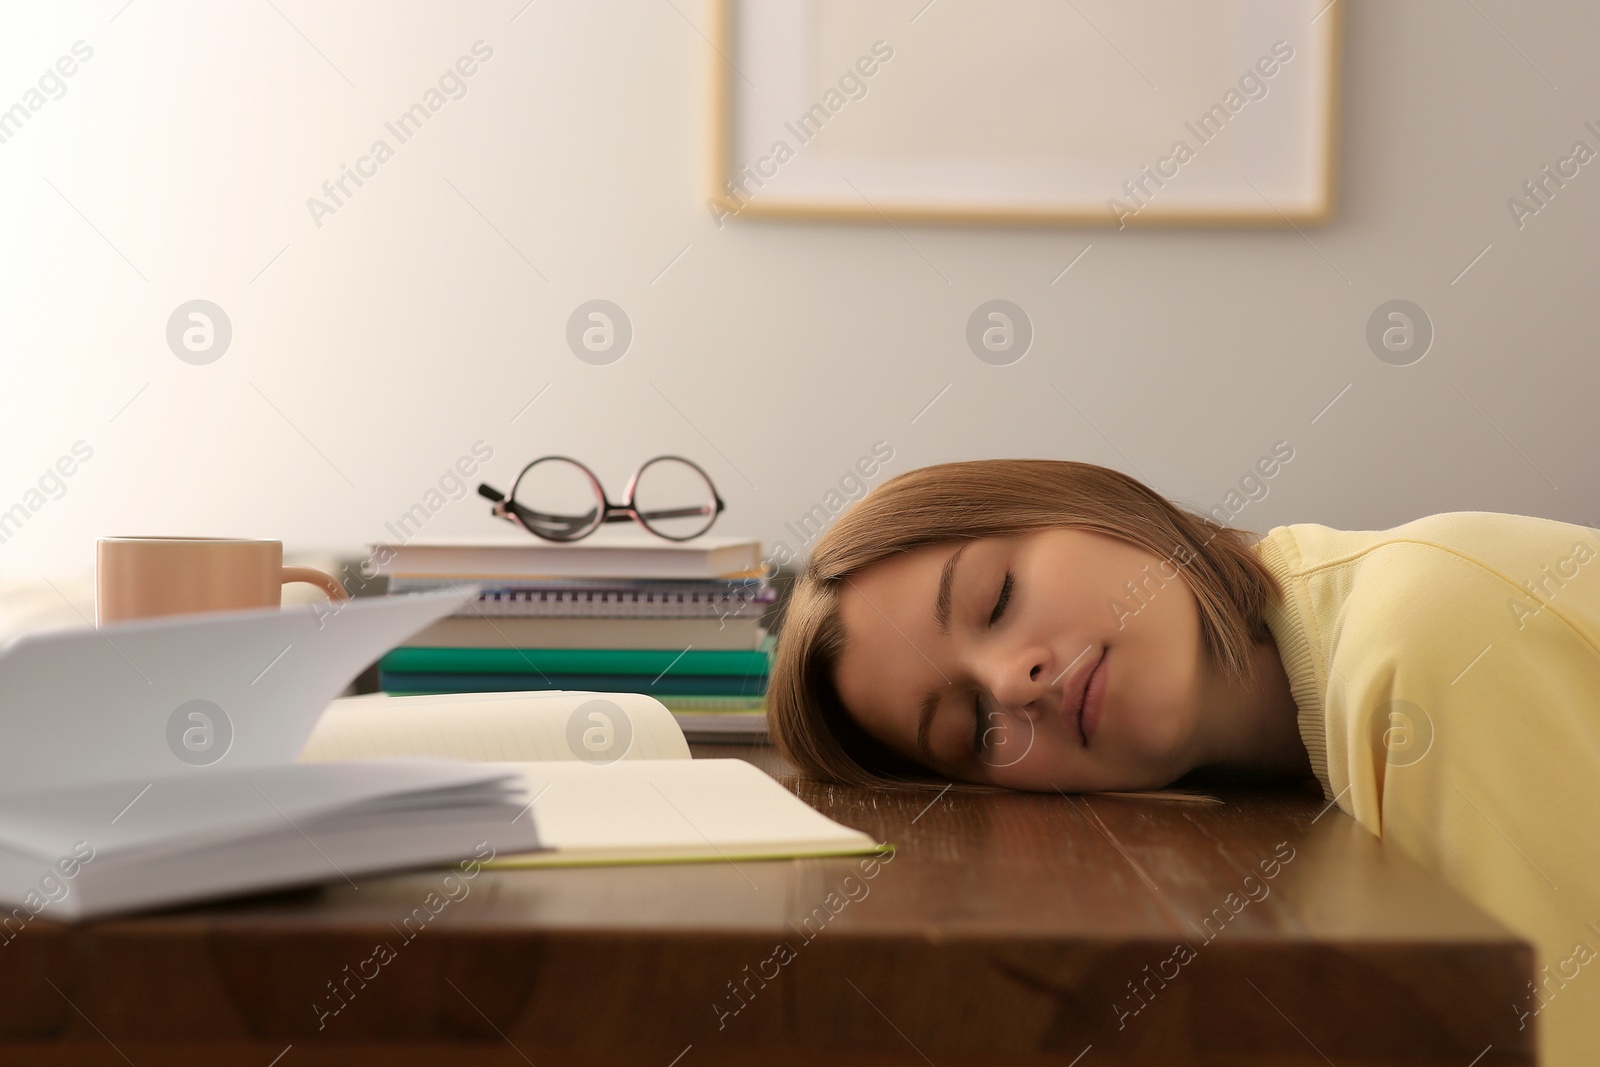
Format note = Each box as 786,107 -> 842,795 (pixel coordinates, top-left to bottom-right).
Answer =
977,643 -> 1053,719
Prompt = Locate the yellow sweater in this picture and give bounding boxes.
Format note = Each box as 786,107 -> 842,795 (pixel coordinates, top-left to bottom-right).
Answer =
1252,512 -> 1600,1066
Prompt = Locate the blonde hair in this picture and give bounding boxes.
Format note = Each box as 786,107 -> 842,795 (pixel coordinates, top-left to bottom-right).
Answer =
767,459 -> 1284,801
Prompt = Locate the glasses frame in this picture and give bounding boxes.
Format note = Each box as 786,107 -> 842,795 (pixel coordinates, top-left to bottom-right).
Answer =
478,455 -> 727,543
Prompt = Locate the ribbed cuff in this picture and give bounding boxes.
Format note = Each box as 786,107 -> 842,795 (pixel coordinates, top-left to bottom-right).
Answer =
1251,531 -> 1334,802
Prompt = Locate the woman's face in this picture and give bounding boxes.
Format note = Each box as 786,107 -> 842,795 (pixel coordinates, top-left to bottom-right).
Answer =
832,529 -> 1213,792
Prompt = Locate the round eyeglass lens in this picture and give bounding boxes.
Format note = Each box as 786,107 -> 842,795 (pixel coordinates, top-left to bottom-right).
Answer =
511,458 -> 604,541
632,458 -> 718,540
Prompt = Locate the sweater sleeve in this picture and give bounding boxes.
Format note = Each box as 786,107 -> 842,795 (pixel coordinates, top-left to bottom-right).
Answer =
1258,515 -> 1600,1065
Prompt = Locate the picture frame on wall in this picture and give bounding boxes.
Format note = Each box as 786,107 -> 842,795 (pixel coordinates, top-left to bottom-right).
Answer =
708,0 -> 1342,227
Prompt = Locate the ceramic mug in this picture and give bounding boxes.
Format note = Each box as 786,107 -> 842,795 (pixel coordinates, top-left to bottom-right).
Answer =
96,536 -> 348,626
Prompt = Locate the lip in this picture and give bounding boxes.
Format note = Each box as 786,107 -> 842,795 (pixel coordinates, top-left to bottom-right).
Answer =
1080,649 -> 1108,746
1061,646 -> 1104,747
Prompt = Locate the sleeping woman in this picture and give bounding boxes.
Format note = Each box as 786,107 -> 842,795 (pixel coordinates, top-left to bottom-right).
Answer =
768,458 -> 1599,1063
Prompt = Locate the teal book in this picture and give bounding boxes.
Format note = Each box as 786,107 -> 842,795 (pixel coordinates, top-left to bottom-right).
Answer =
378,671 -> 765,697
379,647 -> 770,678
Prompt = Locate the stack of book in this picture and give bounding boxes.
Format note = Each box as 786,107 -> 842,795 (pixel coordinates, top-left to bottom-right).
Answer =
370,535 -> 775,742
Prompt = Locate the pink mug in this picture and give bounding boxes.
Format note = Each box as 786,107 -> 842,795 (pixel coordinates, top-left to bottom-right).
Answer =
96,537 -> 348,626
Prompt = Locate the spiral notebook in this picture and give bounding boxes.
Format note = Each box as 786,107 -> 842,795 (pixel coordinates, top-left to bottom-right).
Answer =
388,576 -> 776,619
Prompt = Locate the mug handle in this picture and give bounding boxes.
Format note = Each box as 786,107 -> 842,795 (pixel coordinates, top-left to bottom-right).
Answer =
281,566 -> 350,602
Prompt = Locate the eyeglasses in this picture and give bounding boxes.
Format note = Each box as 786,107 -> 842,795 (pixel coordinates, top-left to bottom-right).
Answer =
477,455 -> 726,543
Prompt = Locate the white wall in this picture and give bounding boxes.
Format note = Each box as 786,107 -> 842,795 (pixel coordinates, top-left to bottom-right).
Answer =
1,0 -> 1597,582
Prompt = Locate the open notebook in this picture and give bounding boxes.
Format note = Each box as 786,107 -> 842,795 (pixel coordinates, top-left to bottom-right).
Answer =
0,589 -> 543,920
302,691 -> 883,866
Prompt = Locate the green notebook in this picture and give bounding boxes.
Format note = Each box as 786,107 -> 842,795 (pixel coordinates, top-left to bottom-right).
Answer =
380,646 -> 771,677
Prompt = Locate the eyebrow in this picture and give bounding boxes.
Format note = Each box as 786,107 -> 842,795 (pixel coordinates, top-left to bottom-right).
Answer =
934,542 -> 967,637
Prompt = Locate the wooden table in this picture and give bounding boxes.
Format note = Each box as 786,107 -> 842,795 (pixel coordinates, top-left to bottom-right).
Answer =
4,745 -> 1533,1066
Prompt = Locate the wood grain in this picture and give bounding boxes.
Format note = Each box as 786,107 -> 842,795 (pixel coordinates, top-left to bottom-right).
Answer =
0,745 -> 1533,1066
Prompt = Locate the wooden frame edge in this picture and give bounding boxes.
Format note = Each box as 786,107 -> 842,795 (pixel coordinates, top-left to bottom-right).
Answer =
706,0 -> 1343,228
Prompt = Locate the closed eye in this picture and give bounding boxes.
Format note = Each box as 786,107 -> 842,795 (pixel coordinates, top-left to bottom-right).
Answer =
989,571 -> 1013,626
972,571 -> 1015,753
972,692 -> 987,753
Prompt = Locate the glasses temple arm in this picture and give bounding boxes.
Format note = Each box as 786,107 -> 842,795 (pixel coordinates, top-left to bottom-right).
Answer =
627,504 -> 721,521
